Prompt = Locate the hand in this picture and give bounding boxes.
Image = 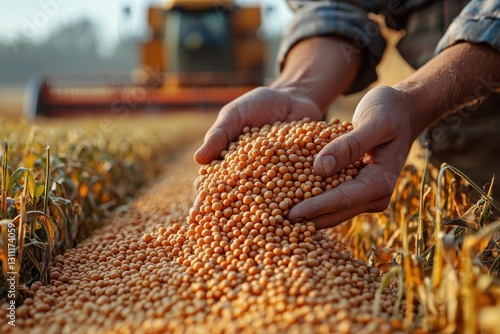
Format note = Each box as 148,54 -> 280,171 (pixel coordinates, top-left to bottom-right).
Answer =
194,86 -> 323,165
287,86 -> 416,229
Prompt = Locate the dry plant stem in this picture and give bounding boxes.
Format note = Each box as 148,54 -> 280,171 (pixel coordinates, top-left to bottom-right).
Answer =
478,176 -> 495,229
402,215 -> 415,329
461,220 -> 500,334
432,164 -> 448,289
439,165 -> 499,213
372,265 -> 400,317
2,141 -> 8,218
432,163 -> 498,332
43,146 -> 50,215
417,146 -> 430,256
434,164 -> 499,289
0,220 -> 10,276
15,177 -> 28,300
394,268 -> 404,318
490,250 -> 500,276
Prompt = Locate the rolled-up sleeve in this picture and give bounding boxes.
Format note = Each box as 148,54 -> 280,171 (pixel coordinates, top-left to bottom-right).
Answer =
435,0 -> 500,54
277,1 -> 387,94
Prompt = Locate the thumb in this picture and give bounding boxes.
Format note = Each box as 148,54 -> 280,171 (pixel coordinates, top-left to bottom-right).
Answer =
314,86 -> 403,176
194,126 -> 232,165
194,106 -> 243,165
314,118 -> 389,176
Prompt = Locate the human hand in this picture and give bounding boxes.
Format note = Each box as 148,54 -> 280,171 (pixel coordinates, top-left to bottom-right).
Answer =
194,87 -> 323,165
287,86 -> 416,229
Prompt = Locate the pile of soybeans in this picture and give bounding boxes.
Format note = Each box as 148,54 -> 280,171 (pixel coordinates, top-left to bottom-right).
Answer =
1,118 -> 403,333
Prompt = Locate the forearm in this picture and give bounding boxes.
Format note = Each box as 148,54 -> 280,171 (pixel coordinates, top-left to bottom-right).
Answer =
271,36 -> 363,113
394,42 -> 500,141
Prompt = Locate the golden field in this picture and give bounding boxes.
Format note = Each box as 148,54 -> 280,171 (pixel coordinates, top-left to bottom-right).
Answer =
0,106 -> 498,333
0,34 -> 498,333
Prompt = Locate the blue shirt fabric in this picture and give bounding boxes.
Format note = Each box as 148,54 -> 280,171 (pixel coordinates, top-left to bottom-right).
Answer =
279,0 -> 500,94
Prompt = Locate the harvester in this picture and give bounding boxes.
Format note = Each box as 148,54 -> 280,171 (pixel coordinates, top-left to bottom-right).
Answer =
24,0 -> 265,118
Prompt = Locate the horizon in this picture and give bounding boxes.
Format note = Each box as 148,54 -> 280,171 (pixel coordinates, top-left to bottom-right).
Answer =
0,0 -> 293,56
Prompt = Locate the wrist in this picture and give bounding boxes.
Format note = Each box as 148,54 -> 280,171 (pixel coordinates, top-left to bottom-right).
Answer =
390,84 -> 425,143
271,36 -> 363,113
393,43 -> 500,142
268,83 -> 318,109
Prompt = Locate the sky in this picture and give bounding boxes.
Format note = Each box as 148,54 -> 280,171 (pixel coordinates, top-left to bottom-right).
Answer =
0,0 -> 293,55
0,0 -> 163,55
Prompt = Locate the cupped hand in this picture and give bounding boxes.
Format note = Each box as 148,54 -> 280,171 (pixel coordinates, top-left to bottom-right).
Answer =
194,87 -> 323,165
288,86 -> 417,229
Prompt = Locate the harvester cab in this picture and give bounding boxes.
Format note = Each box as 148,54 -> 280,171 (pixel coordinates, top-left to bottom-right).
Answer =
24,0 -> 265,118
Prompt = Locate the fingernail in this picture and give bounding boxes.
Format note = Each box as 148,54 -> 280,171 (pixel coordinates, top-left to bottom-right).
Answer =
318,155 -> 336,175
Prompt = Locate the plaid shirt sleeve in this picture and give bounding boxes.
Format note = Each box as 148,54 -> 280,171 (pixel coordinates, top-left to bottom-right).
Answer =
436,0 -> 500,54
277,1 -> 387,95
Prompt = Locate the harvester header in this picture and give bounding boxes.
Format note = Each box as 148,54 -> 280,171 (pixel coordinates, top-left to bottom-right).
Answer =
25,0 -> 265,118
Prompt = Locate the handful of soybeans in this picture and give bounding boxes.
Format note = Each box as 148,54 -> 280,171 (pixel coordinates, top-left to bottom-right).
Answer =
195,118 -> 363,222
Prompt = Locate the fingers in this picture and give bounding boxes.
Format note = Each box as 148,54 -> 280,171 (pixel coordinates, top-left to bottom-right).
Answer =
194,87 -> 323,165
308,197 -> 391,229
194,88 -> 274,165
287,164 -> 394,228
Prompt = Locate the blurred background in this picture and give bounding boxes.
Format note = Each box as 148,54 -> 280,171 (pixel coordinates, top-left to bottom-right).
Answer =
0,0 -> 413,120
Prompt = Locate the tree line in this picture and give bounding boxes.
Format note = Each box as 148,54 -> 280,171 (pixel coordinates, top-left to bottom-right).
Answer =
0,19 -> 136,86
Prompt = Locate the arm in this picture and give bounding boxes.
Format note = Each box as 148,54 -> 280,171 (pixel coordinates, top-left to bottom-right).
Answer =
194,35 -> 363,164
398,42 -> 500,140
288,42 -> 500,228
194,1 -> 387,165
271,36 -> 362,113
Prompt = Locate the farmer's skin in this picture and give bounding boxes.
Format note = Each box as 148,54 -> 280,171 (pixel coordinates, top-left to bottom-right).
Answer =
194,36 -> 500,230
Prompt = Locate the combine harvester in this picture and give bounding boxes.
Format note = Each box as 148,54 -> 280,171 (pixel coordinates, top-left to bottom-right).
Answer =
24,0 -> 265,118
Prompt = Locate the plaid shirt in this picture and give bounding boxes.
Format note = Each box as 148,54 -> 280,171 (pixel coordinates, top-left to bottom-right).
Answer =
279,0 -> 500,94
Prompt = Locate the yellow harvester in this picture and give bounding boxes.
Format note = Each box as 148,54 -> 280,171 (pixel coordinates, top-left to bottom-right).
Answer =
25,0 -> 265,118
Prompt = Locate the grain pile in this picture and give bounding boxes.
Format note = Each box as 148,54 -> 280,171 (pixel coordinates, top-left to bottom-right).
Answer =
1,118 -> 403,333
